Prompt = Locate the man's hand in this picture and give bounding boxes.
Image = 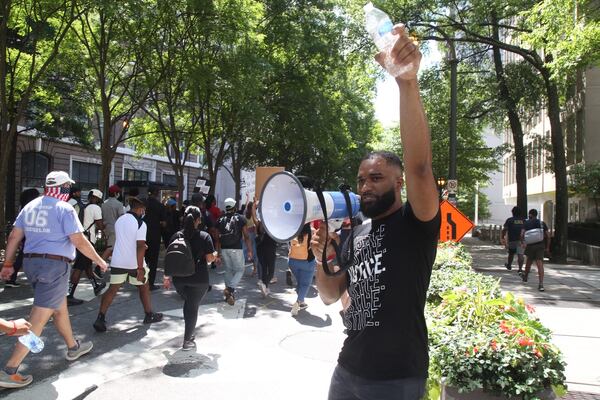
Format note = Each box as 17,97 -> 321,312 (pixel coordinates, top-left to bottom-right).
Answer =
96,259 -> 109,272
0,263 -> 14,281
375,24 -> 421,81
163,276 -> 172,290
136,268 -> 146,284
10,319 -> 32,336
310,224 -> 339,262
247,250 -> 253,262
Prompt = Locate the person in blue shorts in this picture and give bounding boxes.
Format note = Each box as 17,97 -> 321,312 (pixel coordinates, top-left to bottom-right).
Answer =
0,171 -> 108,389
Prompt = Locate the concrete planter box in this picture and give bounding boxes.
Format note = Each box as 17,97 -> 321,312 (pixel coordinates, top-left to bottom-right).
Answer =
441,384 -> 557,400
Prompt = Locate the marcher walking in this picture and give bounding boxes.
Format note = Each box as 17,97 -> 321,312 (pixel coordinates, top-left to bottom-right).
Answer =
288,223 -> 317,316
0,171 -> 107,389
2,188 -> 40,288
521,208 -> 550,291
501,206 -> 525,274
93,197 -> 163,332
163,206 -> 216,350
215,198 -> 252,305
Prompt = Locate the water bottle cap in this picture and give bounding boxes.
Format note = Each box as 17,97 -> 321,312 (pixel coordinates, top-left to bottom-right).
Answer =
363,2 -> 374,13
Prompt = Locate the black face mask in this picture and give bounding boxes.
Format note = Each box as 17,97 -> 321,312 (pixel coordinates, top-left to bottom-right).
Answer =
360,187 -> 396,219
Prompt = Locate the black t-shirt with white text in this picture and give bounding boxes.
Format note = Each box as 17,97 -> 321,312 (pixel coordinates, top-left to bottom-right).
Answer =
503,217 -> 525,242
338,202 -> 441,380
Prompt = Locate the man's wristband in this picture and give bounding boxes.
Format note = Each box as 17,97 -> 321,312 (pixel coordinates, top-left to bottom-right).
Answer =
2,260 -> 14,269
8,321 -> 17,336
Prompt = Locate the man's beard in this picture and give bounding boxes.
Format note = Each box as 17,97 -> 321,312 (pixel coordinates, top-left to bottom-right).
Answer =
360,187 -> 396,218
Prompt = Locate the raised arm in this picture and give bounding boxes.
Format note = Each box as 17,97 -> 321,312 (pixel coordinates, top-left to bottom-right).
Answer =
381,25 -> 438,222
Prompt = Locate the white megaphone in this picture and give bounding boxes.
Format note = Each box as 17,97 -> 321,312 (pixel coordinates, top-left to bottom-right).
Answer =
258,171 -> 360,243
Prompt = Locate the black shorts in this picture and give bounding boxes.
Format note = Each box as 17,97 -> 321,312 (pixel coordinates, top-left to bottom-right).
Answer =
72,250 -> 92,271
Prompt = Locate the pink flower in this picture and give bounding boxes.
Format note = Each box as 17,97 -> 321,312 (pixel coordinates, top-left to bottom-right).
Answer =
526,304 -> 536,313
490,340 -> 498,351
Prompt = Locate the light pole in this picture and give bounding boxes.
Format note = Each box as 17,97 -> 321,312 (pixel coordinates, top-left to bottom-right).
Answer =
436,176 -> 447,200
447,39 -> 458,206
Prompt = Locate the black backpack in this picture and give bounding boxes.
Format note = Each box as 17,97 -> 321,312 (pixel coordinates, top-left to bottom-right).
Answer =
164,233 -> 195,277
217,214 -> 242,248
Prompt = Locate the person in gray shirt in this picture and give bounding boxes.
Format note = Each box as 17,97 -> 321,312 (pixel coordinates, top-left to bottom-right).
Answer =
101,185 -> 125,261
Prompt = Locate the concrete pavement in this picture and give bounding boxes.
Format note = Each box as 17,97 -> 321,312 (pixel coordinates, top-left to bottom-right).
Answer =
0,247 -> 346,400
1,239 -> 599,399
463,236 -> 600,397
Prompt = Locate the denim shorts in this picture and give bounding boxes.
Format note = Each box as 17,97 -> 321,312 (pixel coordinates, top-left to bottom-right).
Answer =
23,257 -> 71,310
328,364 -> 426,400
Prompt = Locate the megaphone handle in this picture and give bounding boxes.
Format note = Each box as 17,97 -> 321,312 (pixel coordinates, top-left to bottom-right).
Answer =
315,187 -> 355,277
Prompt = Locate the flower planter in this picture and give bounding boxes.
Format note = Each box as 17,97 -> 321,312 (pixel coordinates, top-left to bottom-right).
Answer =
441,384 -> 557,400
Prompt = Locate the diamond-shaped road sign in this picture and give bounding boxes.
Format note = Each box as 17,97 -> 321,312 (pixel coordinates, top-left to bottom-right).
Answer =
439,200 -> 474,243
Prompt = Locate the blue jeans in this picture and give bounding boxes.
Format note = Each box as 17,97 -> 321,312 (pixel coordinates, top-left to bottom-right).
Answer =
221,249 -> 244,291
288,258 -> 316,302
328,364 -> 426,400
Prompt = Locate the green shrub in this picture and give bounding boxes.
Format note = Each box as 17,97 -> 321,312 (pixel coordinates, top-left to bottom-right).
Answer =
427,268 -> 500,306
434,242 -> 472,271
427,289 -> 567,399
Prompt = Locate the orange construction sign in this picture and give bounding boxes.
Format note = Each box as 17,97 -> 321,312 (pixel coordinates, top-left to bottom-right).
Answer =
439,200 -> 474,242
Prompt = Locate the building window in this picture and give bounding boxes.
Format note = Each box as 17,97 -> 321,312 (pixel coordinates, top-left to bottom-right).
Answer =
21,152 -> 50,188
72,161 -> 101,192
124,168 -> 149,181
162,173 -> 176,186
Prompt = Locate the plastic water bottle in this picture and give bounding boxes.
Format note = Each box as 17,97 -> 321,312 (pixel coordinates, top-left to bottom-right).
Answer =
18,332 -> 44,353
363,2 -> 411,77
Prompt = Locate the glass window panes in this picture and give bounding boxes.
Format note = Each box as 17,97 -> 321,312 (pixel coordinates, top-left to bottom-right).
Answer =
162,174 -> 176,186
125,168 -> 149,181
72,161 -> 100,192
21,152 -> 50,188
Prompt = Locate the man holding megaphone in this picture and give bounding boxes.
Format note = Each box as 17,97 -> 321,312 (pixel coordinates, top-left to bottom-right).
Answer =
311,24 -> 441,400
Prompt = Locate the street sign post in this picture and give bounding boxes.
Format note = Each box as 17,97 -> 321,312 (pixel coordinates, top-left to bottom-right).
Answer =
447,179 -> 458,193
439,200 -> 474,243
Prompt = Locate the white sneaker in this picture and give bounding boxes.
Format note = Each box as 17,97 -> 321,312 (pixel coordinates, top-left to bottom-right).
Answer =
291,301 -> 300,316
258,281 -> 268,298
269,277 -> 278,284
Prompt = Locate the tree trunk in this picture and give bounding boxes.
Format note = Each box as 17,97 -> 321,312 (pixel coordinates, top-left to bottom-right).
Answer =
0,122 -> 19,244
6,134 -> 16,222
491,14 -> 527,215
176,167 -> 185,209
542,67 -> 568,263
98,147 -> 114,194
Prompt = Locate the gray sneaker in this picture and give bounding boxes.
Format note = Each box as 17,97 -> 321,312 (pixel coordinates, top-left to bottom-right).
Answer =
65,340 -> 93,361
0,370 -> 33,388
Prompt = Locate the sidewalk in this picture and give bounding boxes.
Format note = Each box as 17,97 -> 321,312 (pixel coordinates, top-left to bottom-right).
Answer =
462,236 -> 600,397
0,247 -> 346,400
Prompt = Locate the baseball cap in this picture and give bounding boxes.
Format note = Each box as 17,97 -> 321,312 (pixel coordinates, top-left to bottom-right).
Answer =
108,184 -> 121,194
167,198 -> 177,206
45,171 -> 75,187
224,198 -> 236,210
89,189 -> 103,199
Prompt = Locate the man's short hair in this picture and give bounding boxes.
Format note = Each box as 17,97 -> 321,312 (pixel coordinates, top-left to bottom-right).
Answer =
191,193 -> 204,207
361,151 -> 404,171
511,206 -> 522,218
528,208 -> 538,217
129,196 -> 145,210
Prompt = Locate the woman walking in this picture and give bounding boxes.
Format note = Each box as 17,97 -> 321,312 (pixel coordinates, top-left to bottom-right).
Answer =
252,201 -> 277,297
288,223 -> 316,316
164,206 -> 216,351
